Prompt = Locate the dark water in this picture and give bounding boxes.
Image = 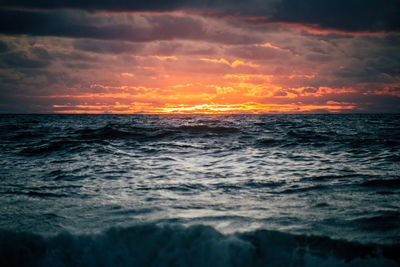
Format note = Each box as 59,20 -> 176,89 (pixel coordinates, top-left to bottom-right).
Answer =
0,114 -> 399,266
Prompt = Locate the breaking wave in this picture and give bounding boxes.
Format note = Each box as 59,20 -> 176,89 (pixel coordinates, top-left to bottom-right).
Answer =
0,224 -> 398,267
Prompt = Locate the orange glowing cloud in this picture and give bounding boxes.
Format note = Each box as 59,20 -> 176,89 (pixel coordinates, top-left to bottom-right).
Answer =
0,7 -> 399,114
200,58 -> 259,68
119,72 -> 135,77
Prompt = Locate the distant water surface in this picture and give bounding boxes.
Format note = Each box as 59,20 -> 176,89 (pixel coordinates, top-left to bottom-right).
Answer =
0,114 -> 399,266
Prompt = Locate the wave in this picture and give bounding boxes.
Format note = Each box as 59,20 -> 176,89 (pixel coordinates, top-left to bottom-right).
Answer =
19,139 -> 106,156
75,125 -> 145,140
6,131 -> 45,141
177,125 -> 239,134
351,212 -> 400,231
2,190 -> 68,198
287,130 -> 331,141
256,138 -> 281,147
0,224 -> 398,267
71,124 -> 240,144
10,117 -> 399,157
361,178 -> 400,188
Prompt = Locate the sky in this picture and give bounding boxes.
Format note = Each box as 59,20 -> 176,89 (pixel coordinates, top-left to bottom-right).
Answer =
0,0 -> 399,113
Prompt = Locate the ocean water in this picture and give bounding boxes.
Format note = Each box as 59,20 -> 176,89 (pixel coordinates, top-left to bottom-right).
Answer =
0,114 -> 399,266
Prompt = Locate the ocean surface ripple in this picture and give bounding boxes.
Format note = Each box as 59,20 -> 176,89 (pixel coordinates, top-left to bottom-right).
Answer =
0,114 -> 399,266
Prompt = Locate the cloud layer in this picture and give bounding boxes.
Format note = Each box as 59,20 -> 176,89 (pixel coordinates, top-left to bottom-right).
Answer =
0,1 -> 399,113
2,0 -> 399,32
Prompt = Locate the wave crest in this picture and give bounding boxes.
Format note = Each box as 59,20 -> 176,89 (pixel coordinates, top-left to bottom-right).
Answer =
1,224 -> 398,267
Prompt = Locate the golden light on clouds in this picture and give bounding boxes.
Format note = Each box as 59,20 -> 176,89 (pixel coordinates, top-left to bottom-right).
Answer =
200,58 -> 259,68
0,5 -> 398,114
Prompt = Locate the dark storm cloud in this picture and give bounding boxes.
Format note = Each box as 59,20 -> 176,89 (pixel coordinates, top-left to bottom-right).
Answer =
1,0 -> 399,32
334,94 -> 400,113
366,57 -> 400,77
0,67 -> 85,99
54,51 -> 98,62
73,39 -> 144,54
0,40 -> 10,53
272,0 -> 400,32
31,47 -> 52,60
63,63 -> 95,69
331,36 -> 400,84
0,0 -> 273,13
0,51 -> 51,68
0,9 -> 189,41
0,0 -> 186,12
0,9 -> 260,45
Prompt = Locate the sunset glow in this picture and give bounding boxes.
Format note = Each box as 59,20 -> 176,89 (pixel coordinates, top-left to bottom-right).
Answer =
0,2 -> 399,113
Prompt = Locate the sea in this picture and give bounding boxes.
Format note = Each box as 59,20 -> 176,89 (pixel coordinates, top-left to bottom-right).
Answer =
0,114 -> 399,266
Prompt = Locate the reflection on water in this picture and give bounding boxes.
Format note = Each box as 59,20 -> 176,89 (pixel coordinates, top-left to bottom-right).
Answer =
0,114 -> 399,247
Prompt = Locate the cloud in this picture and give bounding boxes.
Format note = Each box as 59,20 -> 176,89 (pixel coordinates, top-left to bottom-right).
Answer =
0,0 -> 185,12
227,45 -> 290,60
0,0 -> 276,14
1,0 -> 399,32
0,2 -> 399,114
330,36 -> 400,84
305,53 -> 332,62
73,39 -> 144,54
0,40 -> 10,53
0,9 -> 262,45
0,51 -> 51,68
272,0 -> 400,32
302,87 -> 318,93
274,90 -> 287,96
